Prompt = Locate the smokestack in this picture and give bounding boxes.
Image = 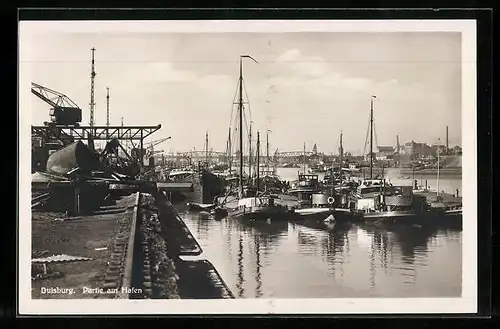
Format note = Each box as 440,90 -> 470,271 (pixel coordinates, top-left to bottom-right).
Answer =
396,134 -> 400,153
446,126 -> 449,153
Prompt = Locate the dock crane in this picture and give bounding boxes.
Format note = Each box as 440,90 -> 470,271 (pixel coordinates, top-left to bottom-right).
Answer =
31,82 -> 85,171
31,82 -> 86,149
131,137 -> 172,161
145,137 -> 171,158
31,82 -> 83,126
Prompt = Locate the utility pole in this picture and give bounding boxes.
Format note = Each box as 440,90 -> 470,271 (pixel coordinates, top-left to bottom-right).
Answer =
89,47 -> 96,127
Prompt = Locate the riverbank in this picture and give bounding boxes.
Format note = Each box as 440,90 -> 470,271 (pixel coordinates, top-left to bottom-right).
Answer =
350,167 -> 462,177
396,167 -> 462,177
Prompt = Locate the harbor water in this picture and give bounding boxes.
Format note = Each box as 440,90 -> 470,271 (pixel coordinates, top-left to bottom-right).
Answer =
177,166 -> 462,298
179,211 -> 461,298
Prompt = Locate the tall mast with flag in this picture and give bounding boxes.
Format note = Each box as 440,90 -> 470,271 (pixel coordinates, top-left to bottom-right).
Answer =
237,55 -> 258,198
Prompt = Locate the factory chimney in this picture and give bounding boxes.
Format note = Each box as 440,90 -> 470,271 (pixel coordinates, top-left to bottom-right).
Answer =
396,134 -> 400,153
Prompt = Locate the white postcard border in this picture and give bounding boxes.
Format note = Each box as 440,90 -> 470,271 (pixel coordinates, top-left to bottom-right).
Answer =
18,19 -> 477,315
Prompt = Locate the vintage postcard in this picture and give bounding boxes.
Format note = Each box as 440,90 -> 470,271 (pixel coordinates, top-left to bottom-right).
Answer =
19,19 -> 477,314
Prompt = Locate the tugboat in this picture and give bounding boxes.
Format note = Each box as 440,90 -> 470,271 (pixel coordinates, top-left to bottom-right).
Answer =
287,173 -> 360,224
287,173 -> 323,208
354,96 -> 429,224
355,179 -> 429,223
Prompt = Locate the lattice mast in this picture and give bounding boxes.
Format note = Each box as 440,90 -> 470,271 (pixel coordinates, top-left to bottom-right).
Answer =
89,47 -> 97,127
106,87 -> 110,127
205,131 -> 209,164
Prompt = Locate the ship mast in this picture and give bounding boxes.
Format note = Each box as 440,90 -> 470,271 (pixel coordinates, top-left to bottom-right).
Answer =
370,95 -> 377,179
256,131 -> 260,193
266,130 -> 270,172
227,127 -> 232,172
238,55 -> 258,198
303,142 -> 306,174
238,57 -> 244,198
249,121 -> 252,181
340,130 -> 343,186
437,138 -> 441,199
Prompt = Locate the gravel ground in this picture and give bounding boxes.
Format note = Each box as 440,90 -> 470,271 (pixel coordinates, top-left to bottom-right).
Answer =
30,190 -> 222,299
31,194 -> 137,299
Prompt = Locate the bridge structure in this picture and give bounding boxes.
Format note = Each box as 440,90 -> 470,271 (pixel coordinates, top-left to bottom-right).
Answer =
156,149 -> 337,166
274,151 -> 330,165
165,150 -> 229,163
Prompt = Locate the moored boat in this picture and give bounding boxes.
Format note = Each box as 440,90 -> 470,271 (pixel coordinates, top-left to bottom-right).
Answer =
217,55 -> 290,222
353,97 -> 430,224
354,179 -> 430,224
287,174 -> 323,208
222,187 -> 290,221
291,192 -> 360,223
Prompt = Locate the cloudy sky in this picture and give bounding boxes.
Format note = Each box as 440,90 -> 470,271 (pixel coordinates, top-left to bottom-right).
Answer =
20,31 -> 461,155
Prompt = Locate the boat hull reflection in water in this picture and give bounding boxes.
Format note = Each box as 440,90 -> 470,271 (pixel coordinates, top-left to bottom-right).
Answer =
178,205 -> 462,299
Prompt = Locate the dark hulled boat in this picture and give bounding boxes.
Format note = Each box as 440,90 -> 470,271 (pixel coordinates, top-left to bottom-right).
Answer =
354,178 -> 430,224
287,174 -> 323,208
217,55 -> 290,222
286,172 -> 360,223
351,96 -> 455,225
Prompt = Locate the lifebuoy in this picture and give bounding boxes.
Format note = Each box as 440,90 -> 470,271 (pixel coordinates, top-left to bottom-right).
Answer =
327,197 -> 335,204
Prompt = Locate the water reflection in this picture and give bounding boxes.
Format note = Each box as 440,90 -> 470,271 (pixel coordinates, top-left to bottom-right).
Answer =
360,223 -> 438,267
369,237 -> 376,290
236,233 -> 245,298
319,226 -> 346,259
180,208 -> 462,298
254,235 -> 262,298
319,224 -> 351,281
238,219 -> 288,258
196,217 -> 210,240
298,230 -> 319,251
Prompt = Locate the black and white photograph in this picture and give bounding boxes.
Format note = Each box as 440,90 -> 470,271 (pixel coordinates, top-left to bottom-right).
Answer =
19,19 -> 477,314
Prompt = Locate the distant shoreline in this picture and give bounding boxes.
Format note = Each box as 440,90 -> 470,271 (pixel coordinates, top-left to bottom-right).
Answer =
396,168 -> 462,177
351,167 -> 462,178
